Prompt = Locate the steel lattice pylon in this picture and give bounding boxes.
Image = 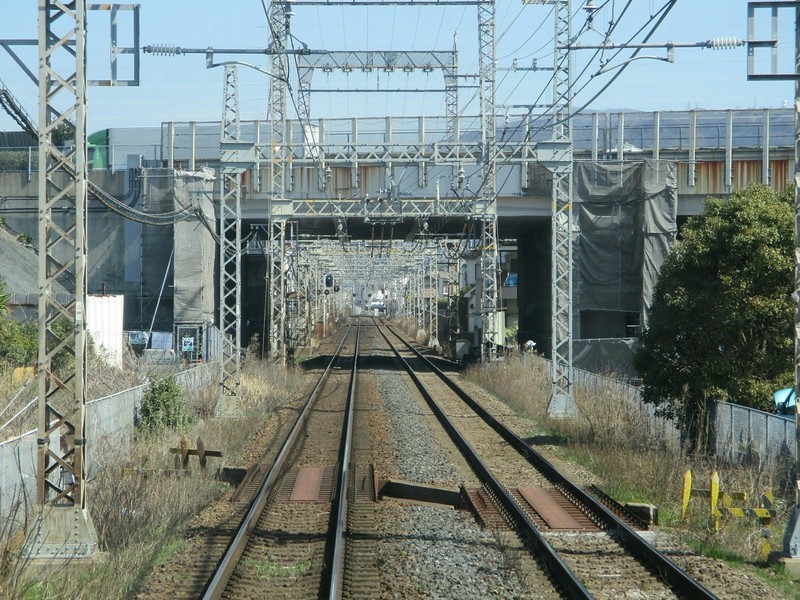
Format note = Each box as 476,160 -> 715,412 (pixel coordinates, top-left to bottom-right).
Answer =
446,33 -> 460,143
284,224 -> 300,359
745,0 -> 800,559
217,65 -> 243,415
478,0 -> 499,363
441,241 -> 462,353
539,0 -> 577,417
546,0 -> 577,416
429,249 -> 439,344
269,219 -> 287,362
794,6 -> 800,551
268,0 -> 290,362
29,0 -> 98,558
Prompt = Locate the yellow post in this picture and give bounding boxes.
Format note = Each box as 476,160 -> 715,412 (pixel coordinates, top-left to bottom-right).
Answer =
681,469 -> 692,522
710,471 -> 720,530
760,487 -> 774,562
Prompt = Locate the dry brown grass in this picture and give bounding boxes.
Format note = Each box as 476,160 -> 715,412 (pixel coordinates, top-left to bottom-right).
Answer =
465,353 -> 795,563
0,374 -> 37,442
0,351 -> 307,599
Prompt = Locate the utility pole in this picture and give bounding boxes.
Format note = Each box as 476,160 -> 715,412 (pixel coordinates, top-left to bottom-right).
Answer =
746,0 -> 800,567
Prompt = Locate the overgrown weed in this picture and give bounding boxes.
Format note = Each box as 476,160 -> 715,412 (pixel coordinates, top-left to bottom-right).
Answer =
0,349 -> 306,599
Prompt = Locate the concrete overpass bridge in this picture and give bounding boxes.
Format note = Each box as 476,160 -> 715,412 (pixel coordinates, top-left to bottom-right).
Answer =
0,107 -> 794,370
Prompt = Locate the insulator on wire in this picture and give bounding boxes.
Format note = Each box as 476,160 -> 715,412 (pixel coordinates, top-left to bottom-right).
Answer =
143,44 -> 182,56
706,37 -> 743,50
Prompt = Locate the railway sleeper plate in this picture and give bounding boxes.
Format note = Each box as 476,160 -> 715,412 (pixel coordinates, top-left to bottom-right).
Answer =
515,487 -> 600,532
278,466 -> 336,502
463,486 -> 601,532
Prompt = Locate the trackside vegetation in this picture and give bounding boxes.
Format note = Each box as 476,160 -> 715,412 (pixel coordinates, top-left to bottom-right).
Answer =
635,183 -> 795,450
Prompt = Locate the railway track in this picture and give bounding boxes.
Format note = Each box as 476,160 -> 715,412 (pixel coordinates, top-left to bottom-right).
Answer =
144,316 -> 730,599
375,318 -> 718,599
201,320 -> 360,599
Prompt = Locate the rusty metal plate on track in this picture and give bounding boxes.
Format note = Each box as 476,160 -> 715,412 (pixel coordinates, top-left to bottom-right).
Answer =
516,487 -> 599,531
278,466 -> 335,502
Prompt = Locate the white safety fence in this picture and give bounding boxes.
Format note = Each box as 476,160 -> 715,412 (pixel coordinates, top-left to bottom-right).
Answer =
0,363 -> 216,525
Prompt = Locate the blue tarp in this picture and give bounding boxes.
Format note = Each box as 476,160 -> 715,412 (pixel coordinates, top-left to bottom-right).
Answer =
773,387 -> 796,414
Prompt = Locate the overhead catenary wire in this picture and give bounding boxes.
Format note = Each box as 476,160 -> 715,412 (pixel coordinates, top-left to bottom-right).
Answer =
214,0 -> 673,276
465,0 -> 674,206
421,1 -> 673,255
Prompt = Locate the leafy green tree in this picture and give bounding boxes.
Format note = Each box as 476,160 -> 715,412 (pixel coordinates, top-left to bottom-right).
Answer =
51,121 -> 75,146
0,319 -> 37,367
634,183 -> 795,450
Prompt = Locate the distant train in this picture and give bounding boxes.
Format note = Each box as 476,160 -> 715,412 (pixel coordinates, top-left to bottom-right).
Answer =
367,299 -> 386,313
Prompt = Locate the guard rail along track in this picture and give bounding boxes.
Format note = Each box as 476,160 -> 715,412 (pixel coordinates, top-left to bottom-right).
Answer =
376,318 -> 718,600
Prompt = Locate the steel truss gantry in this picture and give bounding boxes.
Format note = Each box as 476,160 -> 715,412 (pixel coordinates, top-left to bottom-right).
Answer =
285,0 -> 497,361
295,49 -> 459,152
306,239 -> 442,342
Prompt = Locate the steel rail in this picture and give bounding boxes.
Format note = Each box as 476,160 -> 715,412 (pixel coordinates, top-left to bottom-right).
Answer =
382,321 -> 718,600
374,321 -> 593,599
201,322 -> 354,600
325,318 -> 361,599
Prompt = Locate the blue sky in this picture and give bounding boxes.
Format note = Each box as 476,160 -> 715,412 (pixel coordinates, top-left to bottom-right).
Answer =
0,1 -> 795,133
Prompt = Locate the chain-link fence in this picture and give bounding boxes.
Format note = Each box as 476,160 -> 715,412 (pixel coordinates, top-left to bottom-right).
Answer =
572,366 -> 794,466
572,367 -> 681,450
715,401 -> 795,466
0,362 -> 216,525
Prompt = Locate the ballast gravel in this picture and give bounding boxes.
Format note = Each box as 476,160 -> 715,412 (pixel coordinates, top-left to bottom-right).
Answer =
375,371 -> 540,599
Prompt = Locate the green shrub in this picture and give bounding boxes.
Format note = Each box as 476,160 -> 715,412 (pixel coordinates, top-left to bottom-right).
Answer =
138,375 -> 191,433
0,150 -> 30,171
0,319 -> 37,367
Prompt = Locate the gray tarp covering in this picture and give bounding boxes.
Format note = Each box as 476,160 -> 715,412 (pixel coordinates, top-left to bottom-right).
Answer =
574,160 -> 677,322
172,169 -> 216,324
573,338 -> 639,379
